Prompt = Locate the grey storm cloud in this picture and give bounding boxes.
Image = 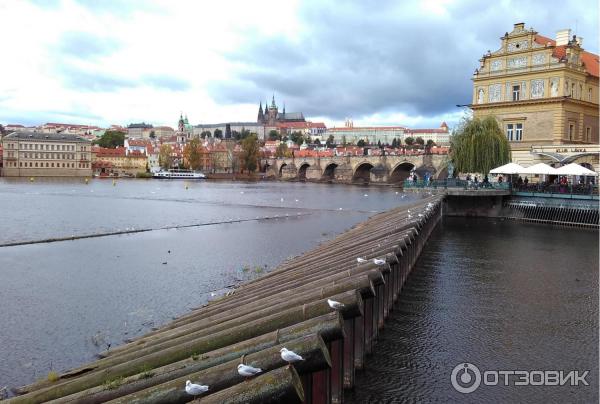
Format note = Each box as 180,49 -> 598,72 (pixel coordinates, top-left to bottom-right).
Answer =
208,0 -> 598,122
57,64 -> 191,93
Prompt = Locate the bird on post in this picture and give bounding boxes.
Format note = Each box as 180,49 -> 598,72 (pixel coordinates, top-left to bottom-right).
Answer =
327,298 -> 345,310
373,258 -> 386,265
238,363 -> 262,379
280,347 -> 305,368
185,380 -> 209,396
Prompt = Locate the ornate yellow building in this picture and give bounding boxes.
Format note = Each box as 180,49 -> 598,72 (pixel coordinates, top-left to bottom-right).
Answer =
471,23 -> 599,170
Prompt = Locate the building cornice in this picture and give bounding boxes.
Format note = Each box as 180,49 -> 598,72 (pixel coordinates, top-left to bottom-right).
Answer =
470,96 -> 597,110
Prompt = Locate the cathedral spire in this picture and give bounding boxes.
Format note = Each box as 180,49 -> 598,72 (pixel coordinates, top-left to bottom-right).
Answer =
271,94 -> 276,108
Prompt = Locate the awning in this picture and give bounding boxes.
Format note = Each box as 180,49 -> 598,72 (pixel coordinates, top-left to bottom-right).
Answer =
519,163 -> 558,175
489,162 -> 524,175
554,163 -> 598,176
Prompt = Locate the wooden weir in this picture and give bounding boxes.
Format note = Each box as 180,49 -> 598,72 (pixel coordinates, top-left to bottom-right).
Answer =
8,195 -> 443,404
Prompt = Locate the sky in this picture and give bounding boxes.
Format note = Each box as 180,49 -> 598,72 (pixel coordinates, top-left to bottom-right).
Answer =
0,0 -> 597,130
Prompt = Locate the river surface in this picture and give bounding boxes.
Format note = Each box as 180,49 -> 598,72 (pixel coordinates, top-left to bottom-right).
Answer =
0,178 -> 418,391
346,217 -> 598,403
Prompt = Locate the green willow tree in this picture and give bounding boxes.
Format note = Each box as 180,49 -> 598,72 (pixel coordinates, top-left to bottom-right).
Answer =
450,115 -> 511,174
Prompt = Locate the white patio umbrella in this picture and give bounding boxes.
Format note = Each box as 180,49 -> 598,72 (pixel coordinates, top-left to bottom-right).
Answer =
489,162 -> 524,175
554,163 -> 598,176
519,163 -> 558,175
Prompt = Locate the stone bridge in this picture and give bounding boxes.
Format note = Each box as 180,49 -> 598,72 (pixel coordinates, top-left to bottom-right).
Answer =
266,154 -> 449,184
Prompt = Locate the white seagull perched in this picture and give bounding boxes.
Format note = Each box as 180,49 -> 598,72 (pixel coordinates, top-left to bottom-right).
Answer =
185,380 -> 209,396
327,298 -> 345,310
373,258 -> 386,265
238,363 -> 262,378
280,347 -> 305,365
356,257 -> 367,264
418,213 -> 424,217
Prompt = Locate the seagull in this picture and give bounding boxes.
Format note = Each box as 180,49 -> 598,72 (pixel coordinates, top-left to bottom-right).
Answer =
238,364 -> 262,378
240,191 -> 244,194
407,214 -> 413,219
280,197 -> 284,202
327,298 -> 345,310
280,347 -> 305,365
418,213 -> 423,217
356,257 -> 367,263
373,258 -> 386,265
363,194 -> 368,197
185,380 -> 209,396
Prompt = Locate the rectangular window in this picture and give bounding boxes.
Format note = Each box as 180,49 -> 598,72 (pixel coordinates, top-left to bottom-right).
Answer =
512,85 -> 520,101
589,88 -> 593,102
506,124 -> 514,141
568,123 -> 575,141
586,127 -> 591,142
515,123 -> 523,142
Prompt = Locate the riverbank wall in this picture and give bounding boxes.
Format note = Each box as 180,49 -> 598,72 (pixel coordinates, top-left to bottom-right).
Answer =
7,196 -> 443,404
443,193 -> 599,228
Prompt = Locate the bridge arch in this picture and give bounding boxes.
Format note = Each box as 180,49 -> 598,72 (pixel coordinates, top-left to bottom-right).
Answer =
352,162 -> 374,183
279,163 -> 288,177
389,162 -> 415,183
298,163 -> 310,181
322,163 -> 338,181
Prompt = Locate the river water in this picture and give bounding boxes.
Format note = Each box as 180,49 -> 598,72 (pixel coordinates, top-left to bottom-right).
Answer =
0,179 -> 597,402
0,178 -> 417,391
346,217 -> 598,403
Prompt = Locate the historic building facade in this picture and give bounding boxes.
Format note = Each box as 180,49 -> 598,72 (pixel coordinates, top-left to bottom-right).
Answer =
325,122 -> 451,145
2,132 -> 92,177
471,22 -> 599,169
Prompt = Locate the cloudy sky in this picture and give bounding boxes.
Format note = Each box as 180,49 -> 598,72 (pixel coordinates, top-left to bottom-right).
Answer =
0,0 -> 597,130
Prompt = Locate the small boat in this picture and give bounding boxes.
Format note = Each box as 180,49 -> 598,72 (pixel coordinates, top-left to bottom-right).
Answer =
153,169 -> 206,179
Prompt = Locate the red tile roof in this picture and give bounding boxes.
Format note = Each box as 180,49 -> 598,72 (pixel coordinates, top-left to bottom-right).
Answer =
534,34 -> 599,78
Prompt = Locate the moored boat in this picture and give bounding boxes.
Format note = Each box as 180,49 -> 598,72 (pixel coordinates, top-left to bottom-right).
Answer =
152,169 -> 206,179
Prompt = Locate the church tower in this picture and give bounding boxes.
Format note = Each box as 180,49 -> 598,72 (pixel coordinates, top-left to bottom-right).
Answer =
267,94 -> 278,126
257,101 -> 264,124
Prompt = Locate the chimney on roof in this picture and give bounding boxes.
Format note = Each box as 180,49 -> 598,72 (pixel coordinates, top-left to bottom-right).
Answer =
556,29 -> 571,46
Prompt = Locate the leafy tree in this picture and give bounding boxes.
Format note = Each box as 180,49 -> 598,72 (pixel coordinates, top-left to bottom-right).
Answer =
426,139 -> 436,148
240,129 -> 251,139
149,130 -> 156,139
451,115 -> 510,174
94,130 -> 125,148
268,130 -> 281,141
404,136 -> 415,146
290,131 -> 304,146
214,128 -> 223,139
183,137 -> 204,170
232,130 -> 241,140
341,135 -> 347,147
357,139 -> 366,147
200,130 -> 211,139
158,144 -> 173,169
241,134 -> 260,172
325,134 -> 335,148
415,136 -> 425,146
314,139 -> 322,147
377,140 -> 382,148
275,142 -> 290,158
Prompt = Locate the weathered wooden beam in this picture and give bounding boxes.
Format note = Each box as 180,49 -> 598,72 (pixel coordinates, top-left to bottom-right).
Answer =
191,366 -> 304,404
